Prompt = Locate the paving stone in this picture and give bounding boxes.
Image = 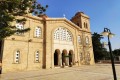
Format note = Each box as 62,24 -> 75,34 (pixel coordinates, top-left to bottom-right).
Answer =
0,64 -> 120,80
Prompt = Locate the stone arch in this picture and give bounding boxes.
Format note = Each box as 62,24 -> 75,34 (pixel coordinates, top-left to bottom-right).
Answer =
53,27 -> 73,41
13,50 -> 21,63
16,23 -> 24,35
34,50 -> 40,62
78,35 -> 81,44
86,23 -> 88,29
84,52 -> 91,65
84,22 -> 86,28
77,23 -> 79,26
54,49 -> 60,66
85,36 -> 89,44
62,49 -> 67,66
34,26 -> 42,38
69,50 -> 74,65
86,53 -> 91,64
13,49 -> 22,63
79,52 -> 83,61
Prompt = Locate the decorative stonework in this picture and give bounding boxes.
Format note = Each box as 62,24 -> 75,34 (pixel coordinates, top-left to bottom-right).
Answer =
54,27 -> 72,41
48,20 -> 63,24
1,12 -> 95,73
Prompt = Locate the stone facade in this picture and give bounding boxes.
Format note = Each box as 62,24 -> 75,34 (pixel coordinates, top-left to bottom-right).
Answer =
0,12 -> 95,73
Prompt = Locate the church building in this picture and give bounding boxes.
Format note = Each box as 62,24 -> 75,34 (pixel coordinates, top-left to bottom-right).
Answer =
0,12 -> 95,73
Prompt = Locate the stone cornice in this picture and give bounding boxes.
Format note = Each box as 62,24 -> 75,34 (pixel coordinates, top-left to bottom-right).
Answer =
24,15 -> 91,33
24,14 -> 43,21
46,18 -> 91,33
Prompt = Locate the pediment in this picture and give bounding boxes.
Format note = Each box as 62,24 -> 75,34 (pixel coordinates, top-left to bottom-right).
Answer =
25,15 -> 90,33
45,18 -> 81,30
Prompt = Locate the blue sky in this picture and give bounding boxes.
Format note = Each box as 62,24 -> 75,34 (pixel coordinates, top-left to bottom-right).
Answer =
38,0 -> 120,50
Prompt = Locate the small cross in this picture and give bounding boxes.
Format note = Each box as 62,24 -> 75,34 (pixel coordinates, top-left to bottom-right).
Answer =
63,14 -> 66,18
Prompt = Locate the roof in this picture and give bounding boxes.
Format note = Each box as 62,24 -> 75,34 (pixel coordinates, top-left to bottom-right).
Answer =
25,14 -> 91,33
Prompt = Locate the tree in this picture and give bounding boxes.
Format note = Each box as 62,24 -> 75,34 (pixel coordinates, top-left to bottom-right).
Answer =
113,49 -> 120,56
92,32 -> 108,62
0,0 -> 48,40
112,49 -> 120,61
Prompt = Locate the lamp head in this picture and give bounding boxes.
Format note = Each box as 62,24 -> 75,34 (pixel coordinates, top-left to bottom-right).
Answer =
100,28 -> 109,36
100,28 -> 115,38
109,32 -> 115,38
100,31 -> 109,36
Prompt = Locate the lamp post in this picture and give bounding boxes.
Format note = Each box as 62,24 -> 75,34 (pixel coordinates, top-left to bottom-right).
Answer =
101,28 -> 117,80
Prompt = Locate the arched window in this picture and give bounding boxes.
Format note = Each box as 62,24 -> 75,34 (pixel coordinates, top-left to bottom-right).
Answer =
86,23 -> 88,29
15,50 -> 20,63
66,31 -> 72,41
85,36 -> 89,44
54,28 -> 60,39
54,27 -> 72,41
16,23 -> 24,35
86,53 -> 91,61
35,27 -> 41,37
84,22 -> 86,28
77,23 -> 79,26
80,53 -> 83,61
35,51 -> 39,62
87,53 -> 90,57
78,35 -> 81,44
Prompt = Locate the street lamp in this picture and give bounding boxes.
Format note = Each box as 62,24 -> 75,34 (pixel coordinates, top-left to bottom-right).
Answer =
101,28 -> 117,80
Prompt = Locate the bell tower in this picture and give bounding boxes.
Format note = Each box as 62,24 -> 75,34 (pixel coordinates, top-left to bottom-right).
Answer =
71,12 -> 90,32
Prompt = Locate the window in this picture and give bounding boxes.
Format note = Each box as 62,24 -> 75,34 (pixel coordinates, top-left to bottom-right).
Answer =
87,53 -> 90,57
80,53 -> 83,61
54,27 -> 72,41
84,22 -> 88,29
78,36 -> 81,44
16,23 -> 24,35
15,50 -> 20,63
77,23 -> 79,26
84,22 -> 86,28
35,27 -> 41,37
85,36 -> 89,44
54,28 -> 59,39
86,53 -> 91,61
35,51 -> 39,62
66,30 -> 72,41
86,23 -> 88,29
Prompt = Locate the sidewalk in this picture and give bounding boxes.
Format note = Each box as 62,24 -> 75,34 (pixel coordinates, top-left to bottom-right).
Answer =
0,64 -> 120,80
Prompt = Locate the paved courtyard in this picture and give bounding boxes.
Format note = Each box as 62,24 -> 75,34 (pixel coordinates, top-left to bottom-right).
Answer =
0,64 -> 120,80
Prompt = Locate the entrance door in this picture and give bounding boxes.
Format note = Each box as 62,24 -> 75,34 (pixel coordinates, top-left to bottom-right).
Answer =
54,52 -> 58,66
69,53 -> 72,65
62,53 -> 65,65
